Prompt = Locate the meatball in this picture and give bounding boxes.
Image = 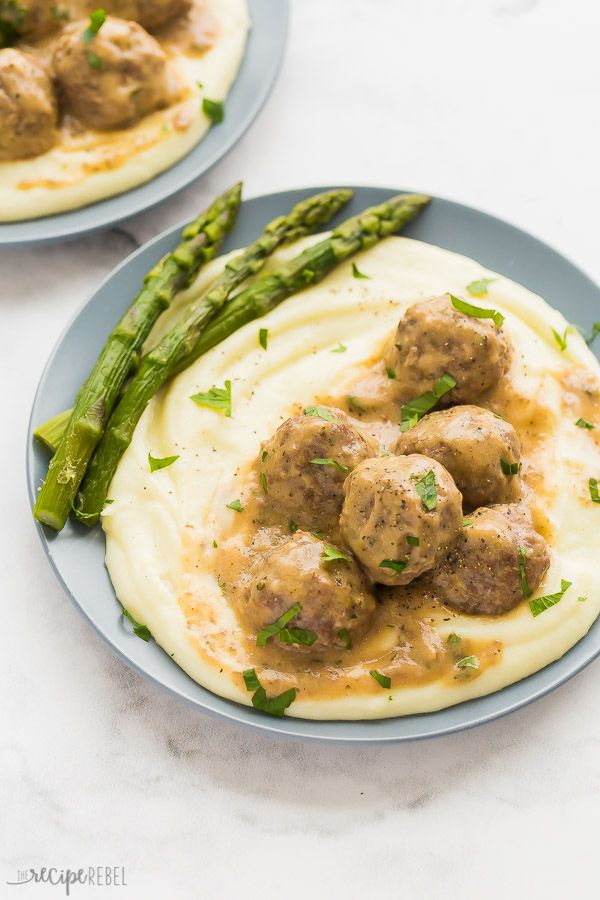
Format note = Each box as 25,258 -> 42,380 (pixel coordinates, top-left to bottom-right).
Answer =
394,405 -> 521,510
0,49 -> 57,160
384,294 -> 510,405
102,0 -> 190,32
340,455 -> 463,586
260,407 -> 378,530
53,17 -> 168,130
240,532 -> 377,651
427,504 -> 550,616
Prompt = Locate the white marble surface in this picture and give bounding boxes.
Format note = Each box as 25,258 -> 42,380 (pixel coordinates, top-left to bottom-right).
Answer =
3,0 -> 600,896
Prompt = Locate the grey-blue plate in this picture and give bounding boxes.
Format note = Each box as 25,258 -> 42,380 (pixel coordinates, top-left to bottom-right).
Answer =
0,0 -> 288,247
26,186 -> 600,743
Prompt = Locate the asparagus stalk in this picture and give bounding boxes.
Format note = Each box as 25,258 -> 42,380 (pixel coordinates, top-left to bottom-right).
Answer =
75,189 -> 354,524
33,183 -> 242,531
173,192 -> 431,375
34,408 -> 73,454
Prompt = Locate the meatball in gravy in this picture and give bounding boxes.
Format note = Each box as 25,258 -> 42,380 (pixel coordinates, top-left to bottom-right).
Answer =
103,0 -> 190,32
340,455 -> 463,586
394,405 -> 521,510
0,49 -> 57,160
260,407 -> 378,530
427,504 -> 550,616
53,17 -> 169,130
385,294 -> 510,405
240,532 -> 377,651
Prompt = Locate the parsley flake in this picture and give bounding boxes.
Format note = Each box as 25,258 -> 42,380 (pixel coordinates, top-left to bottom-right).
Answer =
338,628 -> 352,650
310,457 -> 349,472
148,451 -> 179,472
242,668 -> 296,717
122,608 -> 151,642
260,471 -> 268,494
304,405 -> 336,424
86,50 -> 101,69
331,342 -> 347,353
411,470 -> 437,510
352,262 -> 370,279
529,580 -> 572,617
456,656 -> 479,670
400,372 -> 456,424
519,546 -> 532,597
370,670 -> 391,689
451,293 -> 504,328
203,97 -> 224,123
462,518 -> 473,526
590,477 -> 600,503
289,519 -> 298,534
226,499 -> 243,512
190,380 -> 231,417
552,328 -> 569,351
379,558 -> 408,574
466,277 -> 496,297
259,327 -> 268,350
501,458 -> 519,476
407,535 -> 420,546
82,9 -> 105,44
348,395 -> 366,412
385,366 -> 397,380
256,603 -> 301,646
575,418 -> 595,430
321,543 -> 349,564
279,628 -> 318,646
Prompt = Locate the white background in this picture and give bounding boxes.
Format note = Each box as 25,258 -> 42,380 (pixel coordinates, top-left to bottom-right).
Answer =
3,0 -> 600,897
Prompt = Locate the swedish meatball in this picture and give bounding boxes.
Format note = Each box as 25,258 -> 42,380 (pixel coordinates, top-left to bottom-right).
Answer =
53,17 -> 168,130
384,294 -> 510,405
394,405 -> 521,509
0,49 -> 57,160
340,455 -> 463,586
427,504 -> 550,615
260,407 -> 378,530
240,532 -> 377,651
102,0 -> 190,32
0,0 -> 60,44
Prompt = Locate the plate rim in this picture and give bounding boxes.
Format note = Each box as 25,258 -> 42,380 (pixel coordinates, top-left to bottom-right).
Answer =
26,184 -> 600,744
0,0 -> 289,247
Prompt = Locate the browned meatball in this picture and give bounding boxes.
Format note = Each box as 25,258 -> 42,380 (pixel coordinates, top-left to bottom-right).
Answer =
394,405 -> 521,510
53,17 -> 168,130
0,49 -> 57,160
240,532 -> 377,651
102,0 -> 190,32
384,294 -> 510,405
340,455 -> 463,586
260,407 -> 378,530
0,0 -> 61,44
426,504 -> 550,615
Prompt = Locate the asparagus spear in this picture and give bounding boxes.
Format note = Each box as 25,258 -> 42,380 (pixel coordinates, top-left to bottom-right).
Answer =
34,408 -> 73,455
75,189 -> 354,524
33,183 -> 242,531
173,192 -> 431,375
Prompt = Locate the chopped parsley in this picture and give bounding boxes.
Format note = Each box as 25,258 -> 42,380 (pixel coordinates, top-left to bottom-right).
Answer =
586,323 -> 600,346
331,342 -> 347,353
518,546 -> 532,597
529,579 -> 572,617
86,50 -> 102,70
466,277 -> 496,297
451,293 -> 504,328
352,262 -> 370,279
407,535 -> 420,546
190,380 -> 231,417
226,499 -> 243,512
337,628 -> 352,650
400,372 -> 456,425
259,327 -> 268,350
399,413 -> 418,433
203,98 -> 224,123
261,450 -> 268,461
148,451 -> 179,472
456,656 -> 479,670
370,670 -> 391,689
321,543 -> 349,564
212,539 -> 217,548
348,395 -> 366,412
578,596 -> 587,603
279,628 -> 318,646
242,668 -> 296,717
289,518 -> 298,534
589,477 -> 600,503
411,470 -> 437,510
122,608 -> 151,642
552,328 -> 569,351
304,405 -> 336,424
82,9 -> 105,44
385,366 -> 397,379
501,458 -> 519,476
379,558 -> 408,574
446,633 -> 462,644
256,603 -> 301,646
310,457 -> 349,472
260,471 -> 268,494
575,418 -> 595,430
462,518 -> 473,526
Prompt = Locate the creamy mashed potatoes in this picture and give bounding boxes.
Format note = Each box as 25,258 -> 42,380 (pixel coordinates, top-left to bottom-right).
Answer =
103,236 -> 600,719
0,0 -> 250,221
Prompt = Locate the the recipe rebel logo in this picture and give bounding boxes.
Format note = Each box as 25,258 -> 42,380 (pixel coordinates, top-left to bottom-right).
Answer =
6,867 -> 127,894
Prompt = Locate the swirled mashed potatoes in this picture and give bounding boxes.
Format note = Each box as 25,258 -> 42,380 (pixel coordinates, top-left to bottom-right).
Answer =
0,0 -> 249,220
103,236 -> 600,720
